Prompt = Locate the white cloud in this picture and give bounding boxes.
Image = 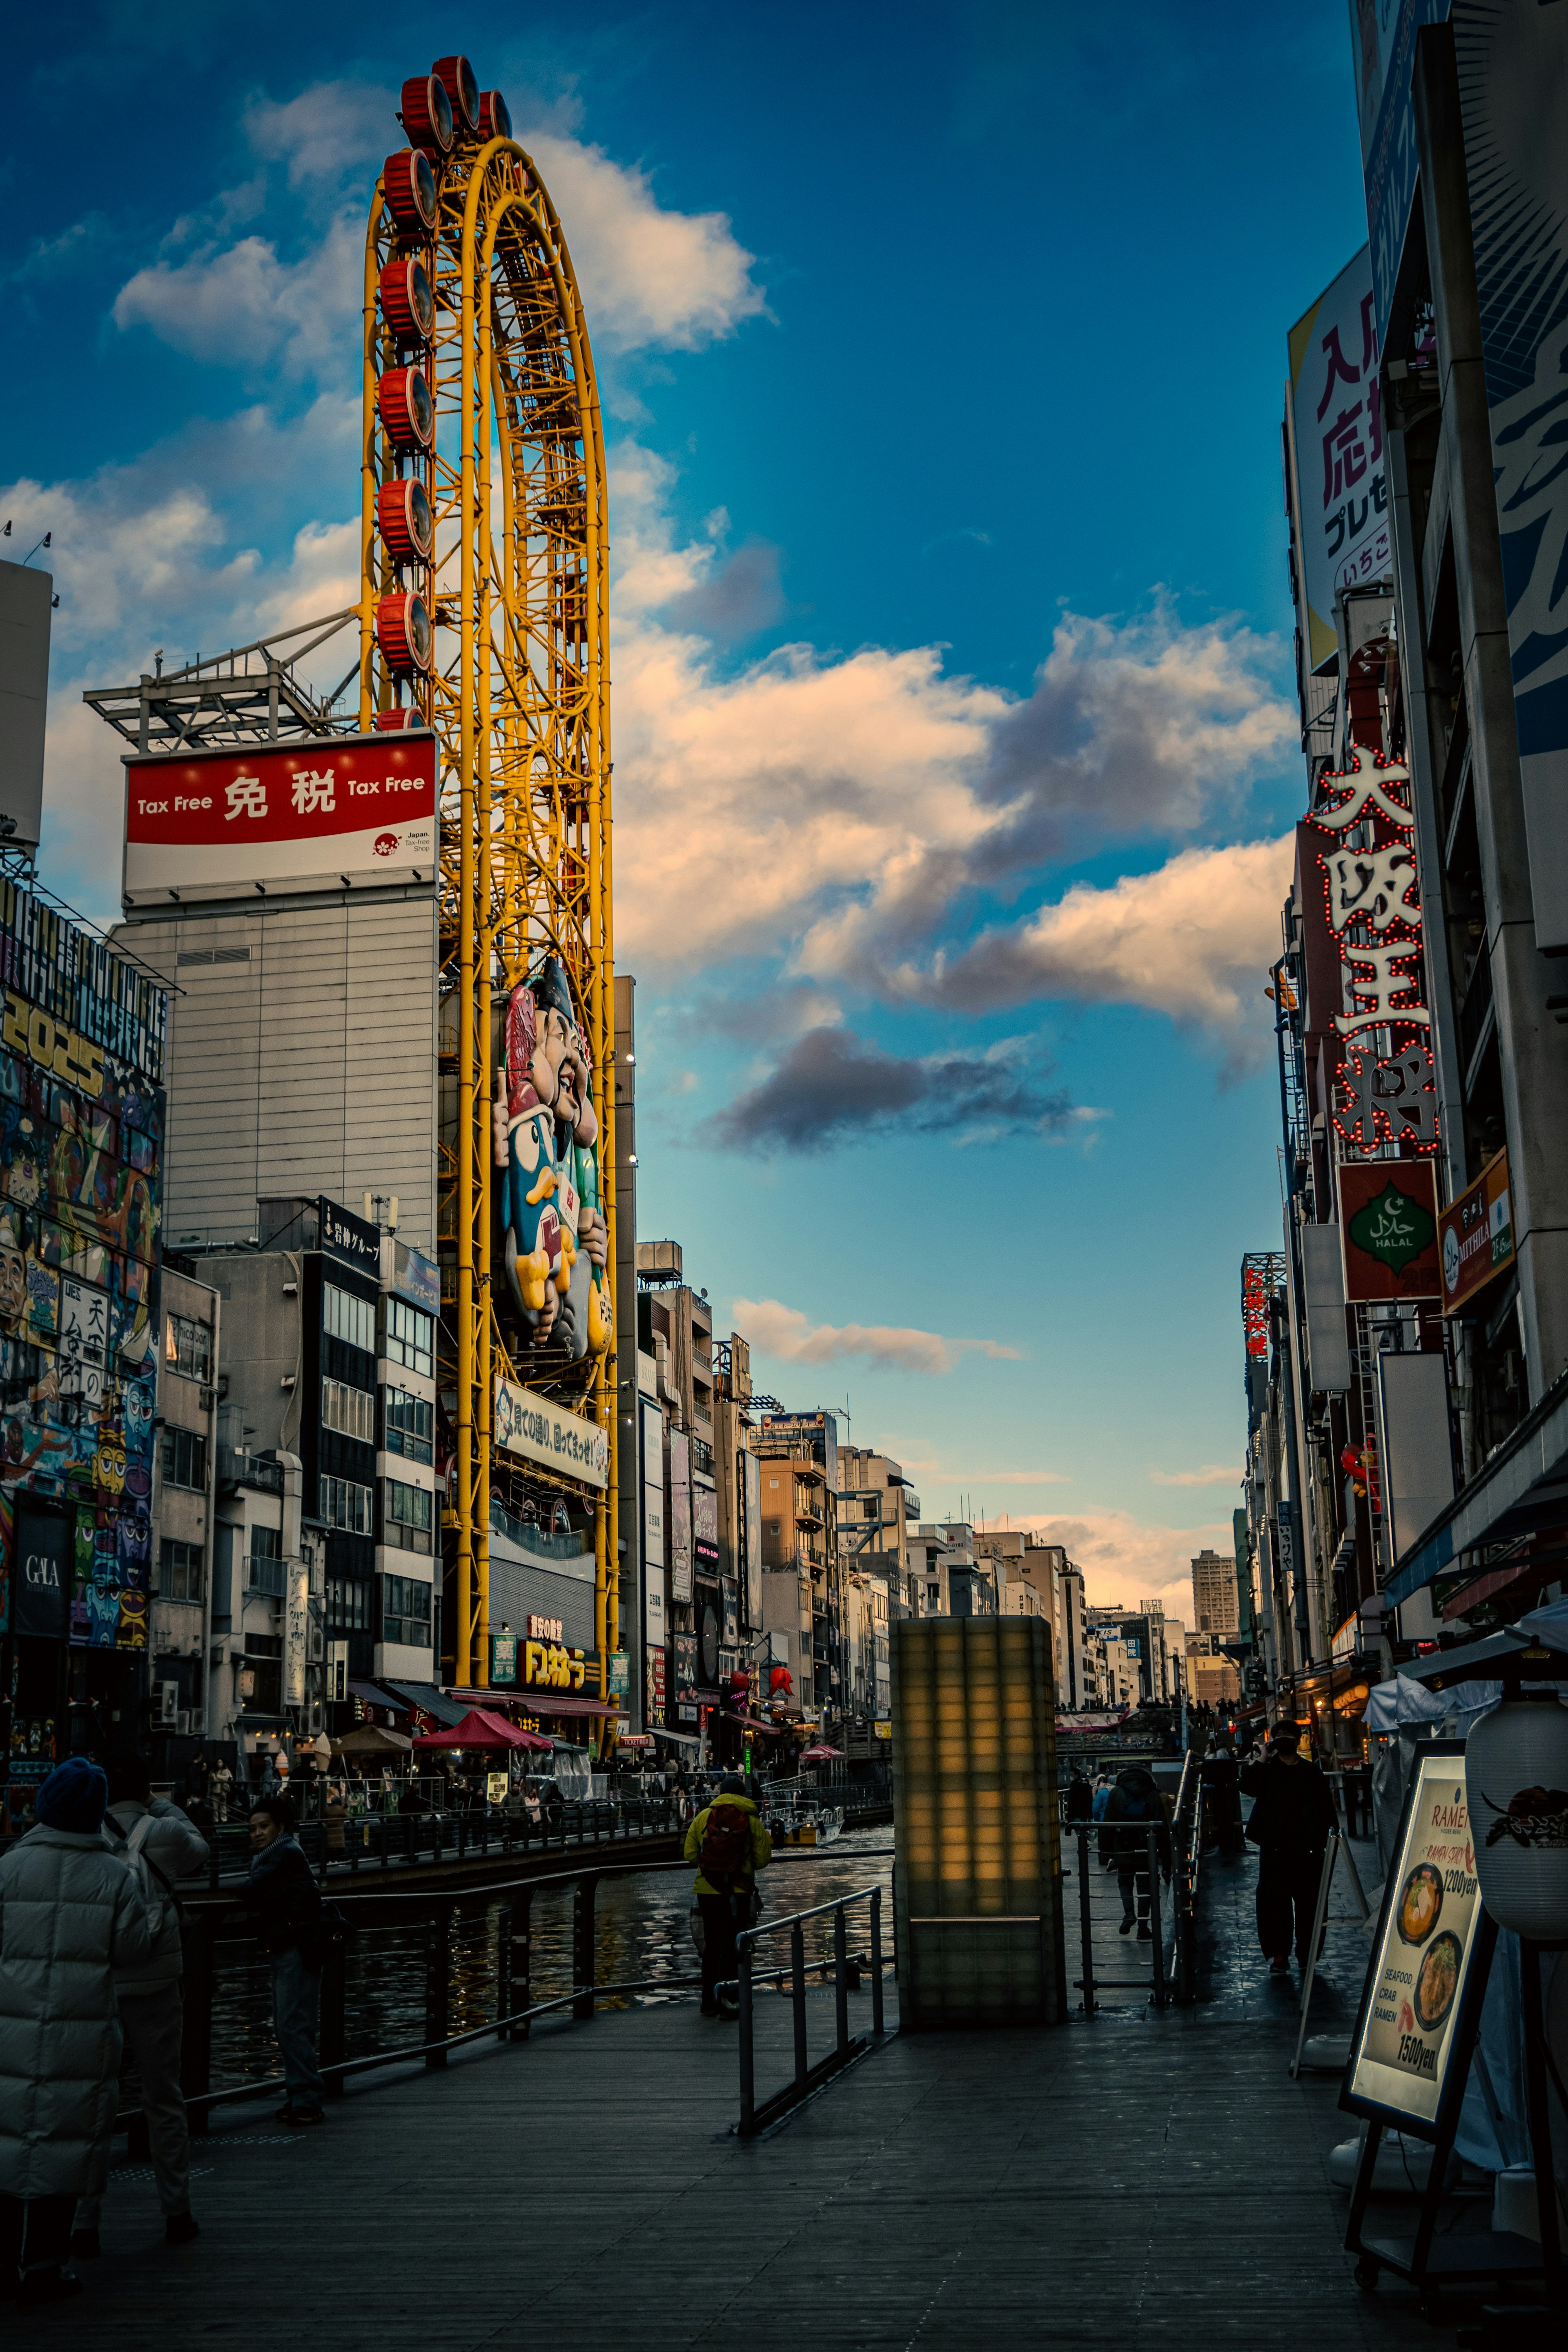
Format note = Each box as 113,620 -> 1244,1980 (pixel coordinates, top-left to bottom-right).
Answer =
110,88 -> 764,384
885,836 -> 1296,1071
734,1296 -> 1022,1378
1148,1464 -> 1243,1488
610,467 -> 1296,1058
524,130 -> 765,352
1004,1510 -> 1232,1613
113,211 -> 364,381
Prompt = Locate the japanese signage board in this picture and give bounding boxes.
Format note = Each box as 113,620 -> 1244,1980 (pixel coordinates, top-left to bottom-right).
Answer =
669,1427 -> 692,1604
646,1644 -> 665,1727
1346,1744 -> 1481,2134
319,1195 -> 380,1277
12,1503 -> 71,1641
644,1574 -> 665,1649
490,1632 -> 518,1686
122,732 -> 438,906
493,1373 -> 608,1489
1439,1150 -> 1514,1316
388,1240 -> 440,1313
1338,1159 -> 1441,1301
692,1473 -> 719,1567
1288,247 -> 1389,672
284,1563 -> 310,1707
743,1448 -> 762,1629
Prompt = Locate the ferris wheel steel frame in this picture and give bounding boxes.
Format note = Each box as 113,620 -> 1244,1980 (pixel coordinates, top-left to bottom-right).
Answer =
357,118 -> 616,1698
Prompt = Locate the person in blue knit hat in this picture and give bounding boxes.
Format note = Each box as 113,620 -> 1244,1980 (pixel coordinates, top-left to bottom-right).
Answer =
0,1757 -> 153,2306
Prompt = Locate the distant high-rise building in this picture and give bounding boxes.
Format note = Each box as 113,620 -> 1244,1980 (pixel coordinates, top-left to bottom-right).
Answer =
1191,1548 -> 1238,1641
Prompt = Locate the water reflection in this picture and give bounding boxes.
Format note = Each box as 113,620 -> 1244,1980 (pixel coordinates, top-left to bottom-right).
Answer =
202,1829 -> 893,2089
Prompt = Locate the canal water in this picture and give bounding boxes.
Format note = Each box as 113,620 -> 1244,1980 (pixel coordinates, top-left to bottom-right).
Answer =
194,1825 -> 894,2093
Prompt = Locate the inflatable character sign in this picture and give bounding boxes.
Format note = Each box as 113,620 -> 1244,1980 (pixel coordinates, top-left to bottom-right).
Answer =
494,959 -> 612,1359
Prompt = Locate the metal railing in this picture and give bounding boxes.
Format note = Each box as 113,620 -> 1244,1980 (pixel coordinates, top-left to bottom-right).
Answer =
194,1793 -> 681,1886
1074,1824 -> 1169,2012
1169,1751 -> 1204,2004
731,1882 -> 889,2136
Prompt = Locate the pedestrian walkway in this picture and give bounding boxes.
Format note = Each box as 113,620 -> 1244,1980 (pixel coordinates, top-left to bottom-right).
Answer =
8,1838 -> 1448,2350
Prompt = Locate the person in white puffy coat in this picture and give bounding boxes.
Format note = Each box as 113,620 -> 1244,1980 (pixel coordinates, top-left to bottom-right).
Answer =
0,1757 -> 152,2306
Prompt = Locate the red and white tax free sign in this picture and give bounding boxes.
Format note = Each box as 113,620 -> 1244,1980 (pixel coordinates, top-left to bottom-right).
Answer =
122,733 -> 439,905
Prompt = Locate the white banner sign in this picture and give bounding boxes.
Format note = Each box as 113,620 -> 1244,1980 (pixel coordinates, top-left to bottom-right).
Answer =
284,1564 -> 310,1708
494,1374 -> 608,1489
1288,245 -> 1388,673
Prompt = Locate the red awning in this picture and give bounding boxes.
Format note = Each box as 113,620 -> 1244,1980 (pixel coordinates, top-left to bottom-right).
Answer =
412,1707 -> 553,1752
513,1693 -> 623,1719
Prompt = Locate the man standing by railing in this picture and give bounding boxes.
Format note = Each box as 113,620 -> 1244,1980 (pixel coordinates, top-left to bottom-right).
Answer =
233,1797 -> 327,2125
684,1774 -> 772,2019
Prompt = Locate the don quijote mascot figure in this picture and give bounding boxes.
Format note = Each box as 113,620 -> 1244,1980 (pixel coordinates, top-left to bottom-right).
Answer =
493,958 -> 611,1359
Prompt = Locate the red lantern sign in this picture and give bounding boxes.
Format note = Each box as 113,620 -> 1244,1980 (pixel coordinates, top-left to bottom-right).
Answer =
400,72 -> 454,155
377,366 -> 434,453
378,257 -> 435,343
376,592 -> 433,675
432,53 -> 479,134
377,477 -> 434,566
383,148 -> 439,239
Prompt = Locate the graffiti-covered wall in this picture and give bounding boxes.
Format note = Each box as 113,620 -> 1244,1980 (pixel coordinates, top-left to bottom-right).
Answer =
0,880 -> 166,1653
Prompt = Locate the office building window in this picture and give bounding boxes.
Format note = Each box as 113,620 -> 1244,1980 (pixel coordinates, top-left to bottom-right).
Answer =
325,1573 -> 372,1633
319,1474 -> 373,1534
383,1477 -> 433,1555
384,1297 -> 433,1377
323,1283 -> 376,1355
160,1426 -> 208,1492
321,1376 -> 375,1444
385,1386 -> 434,1464
382,1574 -> 431,1647
164,1313 -> 212,1384
159,1538 -> 202,1601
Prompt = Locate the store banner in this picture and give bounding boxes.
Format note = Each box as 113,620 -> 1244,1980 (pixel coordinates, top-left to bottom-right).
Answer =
284,1563 -> 310,1706
1287,248 -> 1389,674
12,1502 -> 71,1640
1438,1149 -> 1514,1316
494,1373 -> 608,1489
122,731 -> 439,904
1337,1159 -> 1441,1301
744,1449 -> 762,1629
692,1475 -> 718,1568
670,1429 -> 692,1604
1347,1746 -> 1480,2127
491,1632 -> 518,1686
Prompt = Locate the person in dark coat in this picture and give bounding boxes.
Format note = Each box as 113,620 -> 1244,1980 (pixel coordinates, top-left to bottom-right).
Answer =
1097,1766 -> 1172,1939
1241,1719 -> 1338,1971
232,1797 -> 326,2125
1064,1766 -> 1094,1824
1200,1742 -> 1246,1855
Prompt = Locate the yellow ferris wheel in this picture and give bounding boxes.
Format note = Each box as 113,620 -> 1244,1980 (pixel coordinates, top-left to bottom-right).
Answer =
356,53 -> 615,1695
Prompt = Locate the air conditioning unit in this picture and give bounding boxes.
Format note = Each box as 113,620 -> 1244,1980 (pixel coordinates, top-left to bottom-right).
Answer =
199,1385 -> 216,1412
156,1681 -> 179,1726
175,1710 -> 191,1736
187,1705 -> 205,1733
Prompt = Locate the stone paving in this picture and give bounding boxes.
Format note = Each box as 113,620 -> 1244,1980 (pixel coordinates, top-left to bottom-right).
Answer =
7,1831 -> 1505,2351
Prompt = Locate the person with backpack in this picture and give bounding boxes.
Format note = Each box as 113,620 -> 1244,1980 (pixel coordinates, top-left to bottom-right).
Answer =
1097,1764 -> 1172,1939
70,1751 -> 209,2259
233,1796 -> 327,2125
683,1773 -> 773,2018
0,1758 -> 154,2307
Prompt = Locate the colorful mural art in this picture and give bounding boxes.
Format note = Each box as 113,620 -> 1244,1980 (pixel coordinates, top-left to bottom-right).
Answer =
0,882 -> 166,1651
492,958 -> 612,1363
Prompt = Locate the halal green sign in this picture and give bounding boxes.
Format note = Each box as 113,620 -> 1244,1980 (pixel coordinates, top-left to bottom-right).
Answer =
1348,1180 -> 1436,1274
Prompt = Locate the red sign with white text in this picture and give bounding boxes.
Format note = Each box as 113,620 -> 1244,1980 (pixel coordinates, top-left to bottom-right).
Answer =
122,733 -> 438,905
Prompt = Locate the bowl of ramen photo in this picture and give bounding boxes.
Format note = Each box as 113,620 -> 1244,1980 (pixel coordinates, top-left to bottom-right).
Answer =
1413,1930 -> 1463,2033
1396,1862 -> 1443,1945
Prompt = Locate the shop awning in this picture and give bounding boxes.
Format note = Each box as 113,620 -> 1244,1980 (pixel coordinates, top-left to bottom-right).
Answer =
413,1708 -> 553,1752
512,1693 -> 623,1719
378,1681 -> 470,1729
1385,1364 -> 1568,1603
332,1724 -> 414,1755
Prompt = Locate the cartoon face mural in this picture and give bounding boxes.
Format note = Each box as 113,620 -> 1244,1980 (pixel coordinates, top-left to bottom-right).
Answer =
493,957 -> 611,1359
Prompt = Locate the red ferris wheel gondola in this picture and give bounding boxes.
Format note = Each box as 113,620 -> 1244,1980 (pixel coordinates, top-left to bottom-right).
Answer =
378,256 -> 436,343
400,72 -> 454,155
477,90 -> 511,143
432,55 -> 479,136
376,592 -> 432,675
383,147 -> 439,240
377,477 -> 434,567
377,365 -> 434,453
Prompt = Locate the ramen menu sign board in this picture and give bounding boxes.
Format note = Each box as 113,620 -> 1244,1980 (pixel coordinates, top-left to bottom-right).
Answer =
1346,1746 -> 1483,2132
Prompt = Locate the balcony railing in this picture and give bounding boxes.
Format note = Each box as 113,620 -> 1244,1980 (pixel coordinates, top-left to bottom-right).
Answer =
245,1554 -> 287,1598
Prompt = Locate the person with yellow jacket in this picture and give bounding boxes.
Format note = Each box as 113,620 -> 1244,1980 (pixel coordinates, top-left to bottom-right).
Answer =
683,1775 -> 772,2017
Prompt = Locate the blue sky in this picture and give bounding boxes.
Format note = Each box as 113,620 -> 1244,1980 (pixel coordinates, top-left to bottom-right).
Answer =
4,0 -> 1374,1612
